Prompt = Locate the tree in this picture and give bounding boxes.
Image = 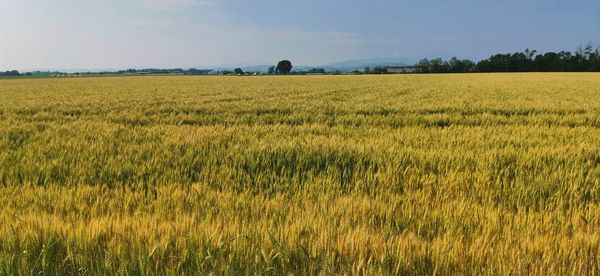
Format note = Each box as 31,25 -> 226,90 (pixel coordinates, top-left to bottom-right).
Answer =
1,70 -> 21,76
417,59 -> 432,73
268,66 -> 275,74
430,58 -> 448,73
372,67 -> 388,74
276,60 -> 293,74
234,68 -> 244,75
524,48 -> 537,60
364,66 -> 371,74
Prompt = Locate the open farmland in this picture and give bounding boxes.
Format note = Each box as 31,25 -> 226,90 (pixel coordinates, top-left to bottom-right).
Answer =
1,74 -> 600,274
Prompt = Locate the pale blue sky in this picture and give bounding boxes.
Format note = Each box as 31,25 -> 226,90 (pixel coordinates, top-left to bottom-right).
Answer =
1,0 -> 599,70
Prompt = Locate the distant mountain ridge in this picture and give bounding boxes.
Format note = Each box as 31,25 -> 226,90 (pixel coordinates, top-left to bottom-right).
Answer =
323,57 -> 414,71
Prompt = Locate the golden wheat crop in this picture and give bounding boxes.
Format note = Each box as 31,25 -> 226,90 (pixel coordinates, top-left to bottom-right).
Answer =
0,74 -> 599,275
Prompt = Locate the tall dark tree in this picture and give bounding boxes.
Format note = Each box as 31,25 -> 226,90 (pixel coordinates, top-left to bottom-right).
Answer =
268,66 -> 275,74
234,68 -> 244,75
276,60 -> 293,74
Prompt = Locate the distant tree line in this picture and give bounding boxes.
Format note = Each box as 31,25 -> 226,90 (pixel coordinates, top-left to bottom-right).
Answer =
1,70 -> 21,76
1,68 -> 219,77
24,71 -> 66,76
416,44 -> 600,73
112,68 -> 213,75
307,68 -> 326,74
416,58 -> 476,73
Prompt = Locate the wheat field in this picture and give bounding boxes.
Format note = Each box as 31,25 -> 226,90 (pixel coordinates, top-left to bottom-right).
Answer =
1,74 -> 599,274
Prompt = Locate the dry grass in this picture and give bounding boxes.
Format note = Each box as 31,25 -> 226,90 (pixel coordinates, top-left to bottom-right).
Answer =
0,74 -> 599,274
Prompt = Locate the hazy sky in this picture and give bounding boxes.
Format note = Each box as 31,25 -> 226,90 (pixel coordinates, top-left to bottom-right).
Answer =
1,0 -> 599,70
